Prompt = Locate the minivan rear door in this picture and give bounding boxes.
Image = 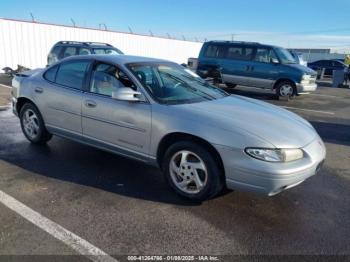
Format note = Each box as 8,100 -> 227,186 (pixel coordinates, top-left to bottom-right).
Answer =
197,44 -> 226,79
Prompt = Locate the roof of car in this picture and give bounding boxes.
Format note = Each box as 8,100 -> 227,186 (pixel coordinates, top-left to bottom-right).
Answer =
54,41 -> 114,47
204,40 -> 280,49
61,54 -> 172,65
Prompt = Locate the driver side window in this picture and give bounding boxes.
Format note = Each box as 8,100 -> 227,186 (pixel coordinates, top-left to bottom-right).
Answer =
90,63 -> 136,97
254,48 -> 277,63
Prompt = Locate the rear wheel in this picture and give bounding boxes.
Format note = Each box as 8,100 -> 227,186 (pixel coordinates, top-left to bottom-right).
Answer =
20,103 -> 52,144
162,142 -> 224,201
276,81 -> 296,100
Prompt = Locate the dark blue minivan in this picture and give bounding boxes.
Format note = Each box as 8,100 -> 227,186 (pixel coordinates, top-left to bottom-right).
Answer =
197,41 -> 317,98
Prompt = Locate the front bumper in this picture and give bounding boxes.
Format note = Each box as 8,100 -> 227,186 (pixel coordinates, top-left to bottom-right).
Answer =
214,137 -> 326,196
296,82 -> 317,93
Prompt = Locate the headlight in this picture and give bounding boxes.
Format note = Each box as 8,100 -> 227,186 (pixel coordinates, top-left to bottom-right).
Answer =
302,74 -> 311,80
301,74 -> 312,84
245,148 -> 304,162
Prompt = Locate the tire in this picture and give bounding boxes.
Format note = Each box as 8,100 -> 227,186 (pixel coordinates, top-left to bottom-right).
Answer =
225,83 -> 237,88
20,103 -> 52,144
275,81 -> 296,100
162,141 -> 224,201
210,69 -> 222,85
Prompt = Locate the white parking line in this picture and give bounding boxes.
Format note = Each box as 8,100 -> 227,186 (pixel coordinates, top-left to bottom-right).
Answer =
0,190 -> 118,262
281,106 -> 335,115
306,93 -> 340,98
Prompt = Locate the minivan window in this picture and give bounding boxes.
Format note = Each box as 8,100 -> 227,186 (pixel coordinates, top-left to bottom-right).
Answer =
226,46 -> 253,61
44,65 -> 59,82
204,45 -> 226,58
55,61 -> 90,89
254,48 -> 278,63
274,48 -> 296,64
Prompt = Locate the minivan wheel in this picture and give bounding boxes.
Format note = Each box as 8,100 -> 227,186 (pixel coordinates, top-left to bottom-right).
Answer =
276,81 -> 296,100
162,142 -> 224,201
20,103 -> 52,144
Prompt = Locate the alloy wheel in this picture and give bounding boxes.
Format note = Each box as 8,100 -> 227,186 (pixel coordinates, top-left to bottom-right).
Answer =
22,109 -> 40,139
169,150 -> 208,194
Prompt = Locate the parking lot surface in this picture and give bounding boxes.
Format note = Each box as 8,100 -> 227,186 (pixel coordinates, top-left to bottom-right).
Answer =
0,82 -> 349,260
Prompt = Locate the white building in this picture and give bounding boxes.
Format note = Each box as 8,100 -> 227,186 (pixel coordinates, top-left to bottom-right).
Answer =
0,18 -> 202,71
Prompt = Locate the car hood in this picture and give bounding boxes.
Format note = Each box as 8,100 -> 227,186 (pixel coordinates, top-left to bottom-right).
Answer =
177,95 -> 317,148
287,63 -> 316,75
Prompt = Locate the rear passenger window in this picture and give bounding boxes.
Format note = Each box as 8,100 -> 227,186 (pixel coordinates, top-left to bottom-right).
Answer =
44,65 -> 59,82
62,47 -> 78,58
55,61 -> 90,89
226,46 -> 253,60
204,45 -> 226,58
79,48 -> 92,55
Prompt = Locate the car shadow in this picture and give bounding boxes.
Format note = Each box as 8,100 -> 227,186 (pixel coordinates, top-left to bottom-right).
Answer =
0,135 -> 206,206
310,121 -> 350,146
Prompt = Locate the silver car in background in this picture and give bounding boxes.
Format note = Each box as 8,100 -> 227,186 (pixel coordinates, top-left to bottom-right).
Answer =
12,55 -> 326,201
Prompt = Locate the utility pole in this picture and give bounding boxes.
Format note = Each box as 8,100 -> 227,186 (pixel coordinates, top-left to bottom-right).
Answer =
128,26 -> 133,34
149,30 -> 154,37
231,34 -> 235,41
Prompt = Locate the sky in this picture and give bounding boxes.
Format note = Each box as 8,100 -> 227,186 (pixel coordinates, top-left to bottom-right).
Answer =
1,0 -> 350,52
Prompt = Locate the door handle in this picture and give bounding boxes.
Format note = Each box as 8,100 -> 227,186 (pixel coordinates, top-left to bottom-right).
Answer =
84,100 -> 97,108
34,87 -> 43,93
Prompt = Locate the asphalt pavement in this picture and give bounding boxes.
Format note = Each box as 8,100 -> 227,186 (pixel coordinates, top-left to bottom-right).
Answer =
0,83 -> 349,261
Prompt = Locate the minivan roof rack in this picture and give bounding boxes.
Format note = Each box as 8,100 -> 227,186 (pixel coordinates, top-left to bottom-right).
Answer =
207,40 -> 261,45
56,41 -> 112,47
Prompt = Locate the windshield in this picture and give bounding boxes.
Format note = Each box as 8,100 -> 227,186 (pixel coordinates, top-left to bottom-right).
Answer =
275,48 -> 296,64
127,63 -> 229,104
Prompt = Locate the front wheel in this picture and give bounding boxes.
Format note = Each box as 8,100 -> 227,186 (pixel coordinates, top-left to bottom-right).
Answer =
20,103 -> 52,144
276,81 -> 296,100
162,142 -> 224,201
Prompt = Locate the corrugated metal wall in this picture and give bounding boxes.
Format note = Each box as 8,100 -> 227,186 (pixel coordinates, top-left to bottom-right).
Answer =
0,18 -> 202,70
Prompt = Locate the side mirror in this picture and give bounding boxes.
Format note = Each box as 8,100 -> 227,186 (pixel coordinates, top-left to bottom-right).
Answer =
271,58 -> 279,64
112,87 -> 142,102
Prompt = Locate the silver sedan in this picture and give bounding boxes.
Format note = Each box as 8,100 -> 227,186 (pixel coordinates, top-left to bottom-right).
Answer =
12,55 -> 326,201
